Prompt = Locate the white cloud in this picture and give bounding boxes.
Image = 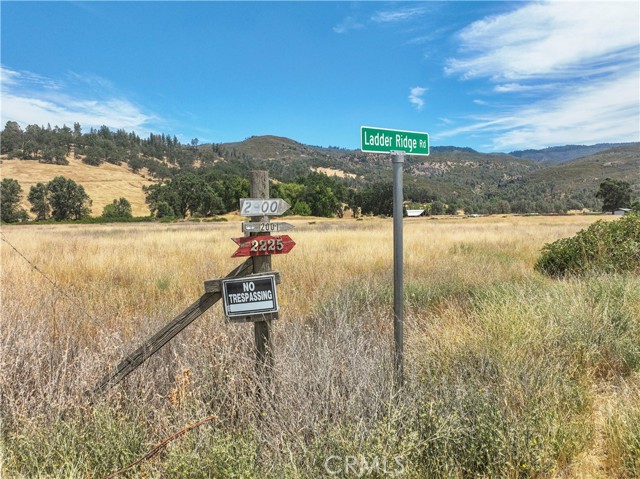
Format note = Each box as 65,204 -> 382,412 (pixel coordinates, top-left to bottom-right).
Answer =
1,66 -> 62,90
446,2 -> 639,80
372,6 -> 428,24
439,70 -> 640,150
1,94 -> 151,131
0,66 -> 155,132
493,82 -> 561,93
0,66 -> 21,87
409,86 -> 427,110
440,1 -> 640,150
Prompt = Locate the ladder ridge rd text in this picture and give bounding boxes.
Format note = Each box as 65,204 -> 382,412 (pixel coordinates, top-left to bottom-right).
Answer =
360,126 -> 429,156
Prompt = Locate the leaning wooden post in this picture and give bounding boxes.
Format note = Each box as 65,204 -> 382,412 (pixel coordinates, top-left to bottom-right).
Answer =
249,171 -> 274,387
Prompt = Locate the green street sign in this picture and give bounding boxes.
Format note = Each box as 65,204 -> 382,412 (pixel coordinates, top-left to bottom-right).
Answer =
361,126 -> 429,156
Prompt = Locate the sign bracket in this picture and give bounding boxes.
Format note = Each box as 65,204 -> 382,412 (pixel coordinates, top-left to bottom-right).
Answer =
204,271 -> 281,293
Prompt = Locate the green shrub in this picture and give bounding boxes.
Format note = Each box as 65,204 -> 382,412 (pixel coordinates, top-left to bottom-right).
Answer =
535,214 -> 640,276
102,197 -> 133,219
5,406 -> 147,478
162,429 -> 258,479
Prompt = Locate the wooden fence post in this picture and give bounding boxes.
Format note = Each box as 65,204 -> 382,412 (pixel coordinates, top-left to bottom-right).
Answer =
249,171 -> 274,390
92,170 -> 280,402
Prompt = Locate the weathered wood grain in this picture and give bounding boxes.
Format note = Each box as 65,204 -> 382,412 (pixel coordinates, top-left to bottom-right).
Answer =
249,171 -> 274,373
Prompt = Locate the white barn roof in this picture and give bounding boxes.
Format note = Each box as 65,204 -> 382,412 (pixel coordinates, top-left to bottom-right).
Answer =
406,209 -> 425,217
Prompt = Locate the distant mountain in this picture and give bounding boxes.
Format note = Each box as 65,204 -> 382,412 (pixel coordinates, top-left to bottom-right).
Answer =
431,146 -> 479,154
527,144 -> 640,190
213,136 -> 638,203
509,143 -> 638,164
3,117 -> 637,216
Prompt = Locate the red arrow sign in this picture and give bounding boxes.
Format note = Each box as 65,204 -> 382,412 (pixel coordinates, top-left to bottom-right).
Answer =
231,235 -> 296,258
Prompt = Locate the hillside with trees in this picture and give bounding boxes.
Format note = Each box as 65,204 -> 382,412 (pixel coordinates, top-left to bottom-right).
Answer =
1,155 -> 154,217
509,143 -> 637,164
1,120 -> 638,222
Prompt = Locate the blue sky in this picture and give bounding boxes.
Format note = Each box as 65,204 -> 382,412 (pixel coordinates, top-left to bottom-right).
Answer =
1,1 -> 638,152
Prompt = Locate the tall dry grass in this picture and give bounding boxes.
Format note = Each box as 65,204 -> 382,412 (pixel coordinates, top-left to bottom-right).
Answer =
1,215 -> 638,478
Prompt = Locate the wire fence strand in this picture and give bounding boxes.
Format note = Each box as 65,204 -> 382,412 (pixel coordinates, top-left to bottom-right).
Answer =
1,230 -> 103,328
102,414 -> 218,479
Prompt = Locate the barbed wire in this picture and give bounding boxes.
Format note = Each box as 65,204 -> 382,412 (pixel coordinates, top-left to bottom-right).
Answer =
101,414 -> 218,479
0,230 -> 103,328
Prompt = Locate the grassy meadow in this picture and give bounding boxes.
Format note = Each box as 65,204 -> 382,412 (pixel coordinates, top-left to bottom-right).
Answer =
1,215 -> 638,478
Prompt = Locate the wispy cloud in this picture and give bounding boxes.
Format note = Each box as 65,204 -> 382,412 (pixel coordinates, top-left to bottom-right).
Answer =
408,86 -> 427,111
441,1 -> 639,150
333,16 -> 363,34
493,82 -> 561,93
335,5 -> 431,35
439,70 -> 639,150
0,66 -> 155,132
445,2 -> 638,81
372,6 -> 428,24
1,66 -> 62,90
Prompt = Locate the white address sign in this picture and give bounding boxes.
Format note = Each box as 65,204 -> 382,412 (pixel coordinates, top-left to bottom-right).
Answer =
239,198 -> 291,217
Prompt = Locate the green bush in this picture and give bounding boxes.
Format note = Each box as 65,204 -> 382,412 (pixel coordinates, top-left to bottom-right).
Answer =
6,406 -> 147,478
535,213 -> 640,276
162,429 -> 258,479
102,197 -> 133,219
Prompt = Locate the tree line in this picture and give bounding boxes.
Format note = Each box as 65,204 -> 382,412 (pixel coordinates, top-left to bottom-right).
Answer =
0,172 -> 355,222
2,120 -> 637,218
0,120 -> 207,178
2,173 -> 637,224
144,171 -> 362,219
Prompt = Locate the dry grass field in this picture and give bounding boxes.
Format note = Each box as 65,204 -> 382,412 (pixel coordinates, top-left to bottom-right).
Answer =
1,215 -> 638,478
0,156 -> 155,217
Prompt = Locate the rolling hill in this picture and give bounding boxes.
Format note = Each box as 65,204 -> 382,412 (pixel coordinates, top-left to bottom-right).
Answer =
527,144 -> 640,194
217,135 -> 638,200
0,155 -> 155,217
1,123 -> 638,218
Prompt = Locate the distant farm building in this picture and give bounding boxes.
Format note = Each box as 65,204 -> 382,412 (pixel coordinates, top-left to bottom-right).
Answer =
613,208 -> 632,215
405,209 -> 425,217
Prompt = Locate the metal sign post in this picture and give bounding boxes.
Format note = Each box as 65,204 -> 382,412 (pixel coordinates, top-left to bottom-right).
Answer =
391,151 -> 405,387
360,126 -> 429,389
